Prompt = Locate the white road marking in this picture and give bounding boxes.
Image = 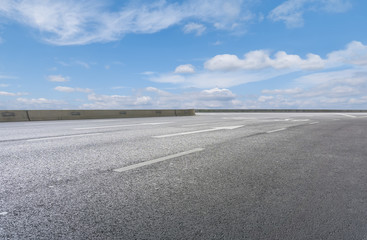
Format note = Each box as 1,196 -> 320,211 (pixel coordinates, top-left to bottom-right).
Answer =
73,122 -> 172,130
222,117 -> 255,120
153,125 -> 244,138
113,148 -> 204,172
309,122 -> 319,125
0,212 -> 8,216
26,133 -> 102,142
183,124 -> 206,127
336,113 -> 357,118
266,128 -> 287,133
292,119 -> 310,122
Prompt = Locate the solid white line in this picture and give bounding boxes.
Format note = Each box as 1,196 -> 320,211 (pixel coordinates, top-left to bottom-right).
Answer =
73,122 -> 172,130
0,212 -> 8,216
113,148 -> 204,172
153,125 -> 243,138
309,122 -> 319,125
26,133 -> 102,142
266,128 -> 287,133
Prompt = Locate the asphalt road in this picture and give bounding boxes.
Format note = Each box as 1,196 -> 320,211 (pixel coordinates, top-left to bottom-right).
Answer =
1,112 -> 367,239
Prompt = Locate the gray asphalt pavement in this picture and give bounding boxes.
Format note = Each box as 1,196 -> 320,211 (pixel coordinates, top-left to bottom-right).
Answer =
1,112 -> 367,239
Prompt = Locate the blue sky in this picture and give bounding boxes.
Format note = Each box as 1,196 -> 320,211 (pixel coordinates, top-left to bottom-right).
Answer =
0,0 -> 366,110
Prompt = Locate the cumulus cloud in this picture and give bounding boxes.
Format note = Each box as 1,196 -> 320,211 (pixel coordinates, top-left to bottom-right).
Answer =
199,88 -> 236,101
150,41 -> 367,89
47,75 -> 69,82
54,86 -> 92,93
269,0 -> 352,28
204,50 -> 326,71
328,41 -> 367,66
0,0 -> 250,45
183,23 -> 206,35
174,64 -> 195,74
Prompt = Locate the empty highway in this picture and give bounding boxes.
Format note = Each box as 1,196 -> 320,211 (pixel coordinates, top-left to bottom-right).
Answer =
1,112 -> 367,239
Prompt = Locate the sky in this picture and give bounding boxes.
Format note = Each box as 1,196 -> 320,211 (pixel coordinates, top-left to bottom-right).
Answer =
0,0 -> 366,110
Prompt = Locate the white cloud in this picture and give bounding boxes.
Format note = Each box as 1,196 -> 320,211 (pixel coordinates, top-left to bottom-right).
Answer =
152,67 -> 296,88
269,0 -> 352,28
81,87 -> 241,109
145,87 -> 171,96
204,50 -> 326,71
82,93 -> 153,109
0,75 -> 17,79
14,97 -> 68,109
47,75 -> 69,82
212,40 -> 223,46
258,96 -> 274,102
199,88 -> 236,101
0,84 -> 9,87
54,86 -> 92,93
328,41 -> 367,66
0,0 -> 250,45
183,23 -> 206,36
0,91 -> 27,96
174,64 -> 195,74
262,88 -> 302,95
150,41 -> 366,89
348,96 -> 367,104
141,71 -> 155,76
75,61 -> 90,69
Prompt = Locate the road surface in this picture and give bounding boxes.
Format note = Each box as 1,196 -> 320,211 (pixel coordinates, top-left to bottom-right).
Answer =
1,112 -> 367,239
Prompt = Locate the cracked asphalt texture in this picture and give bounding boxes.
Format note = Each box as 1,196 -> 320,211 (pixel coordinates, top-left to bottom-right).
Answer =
1,112 -> 367,239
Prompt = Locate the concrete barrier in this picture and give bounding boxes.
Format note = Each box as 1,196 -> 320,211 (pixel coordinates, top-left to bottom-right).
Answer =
20,109 -> 195,121
175,109 -> 196,116
0,110 -> 29,122
196,109 -> 367,113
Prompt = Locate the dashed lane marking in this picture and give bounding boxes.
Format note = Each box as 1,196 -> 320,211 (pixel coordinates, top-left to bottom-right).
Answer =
182,124 -> 206,127
266,128 -> 287,134
153,125 -> 244,138
73,122 -> 172,130
26,133 -> 102,142
113,148 -> 204,172
336,113 -> 357,118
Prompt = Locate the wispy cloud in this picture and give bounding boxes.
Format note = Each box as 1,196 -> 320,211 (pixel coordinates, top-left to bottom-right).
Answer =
15,97 -> 68,109
54,86 -> 92,93
75,61 -> 90,69
269,0 -> 352,28
0,0 -> 252,45
82,87 -> 240,109
183,23 -> 206,36
47,75 -> 69,82
0,91 -> 27,96
0,75 -> 17,79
